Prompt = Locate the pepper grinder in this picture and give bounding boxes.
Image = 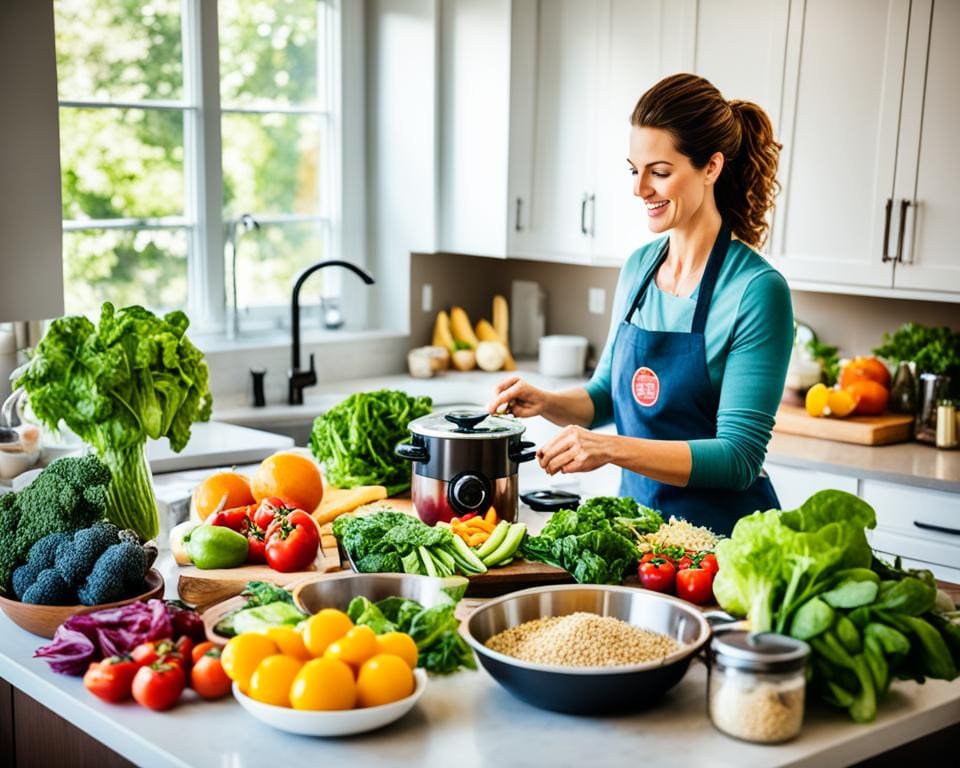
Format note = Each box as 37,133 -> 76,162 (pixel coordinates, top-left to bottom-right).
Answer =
250,368 -> 266,408
889,360 -> 917,414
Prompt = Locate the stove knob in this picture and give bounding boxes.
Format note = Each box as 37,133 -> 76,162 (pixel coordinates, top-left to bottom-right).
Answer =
449,473 -> 488,513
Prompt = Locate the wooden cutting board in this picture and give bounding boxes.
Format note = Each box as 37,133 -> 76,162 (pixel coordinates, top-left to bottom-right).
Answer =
177,523 -> 342,611
774,404 -> 914,446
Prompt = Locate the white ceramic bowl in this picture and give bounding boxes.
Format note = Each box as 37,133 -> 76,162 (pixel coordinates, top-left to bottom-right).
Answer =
232,668 -> 428,736
0,448 -> 40,480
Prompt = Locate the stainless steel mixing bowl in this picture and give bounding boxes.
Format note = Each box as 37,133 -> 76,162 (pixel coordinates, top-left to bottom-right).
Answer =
461,584 -> 711,714
293,571 -> 469,614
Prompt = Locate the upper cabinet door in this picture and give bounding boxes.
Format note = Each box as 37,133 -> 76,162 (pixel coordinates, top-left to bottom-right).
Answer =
520,0 -> 602,262
771,0 -> 910,288
892,0 -> 960,294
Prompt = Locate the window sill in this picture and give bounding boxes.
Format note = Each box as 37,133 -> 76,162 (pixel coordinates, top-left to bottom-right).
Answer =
191,326 -> 408,355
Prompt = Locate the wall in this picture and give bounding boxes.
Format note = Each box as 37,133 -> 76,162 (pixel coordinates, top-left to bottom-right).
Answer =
410,252 -> 960,369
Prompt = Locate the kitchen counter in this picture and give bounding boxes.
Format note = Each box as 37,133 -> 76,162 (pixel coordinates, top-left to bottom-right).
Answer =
2,595 -> 959,768
212,366 -> 960,494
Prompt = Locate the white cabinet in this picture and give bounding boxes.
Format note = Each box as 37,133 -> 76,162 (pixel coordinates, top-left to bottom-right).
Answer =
764,463 -> 858,511
772,0 -> 960,300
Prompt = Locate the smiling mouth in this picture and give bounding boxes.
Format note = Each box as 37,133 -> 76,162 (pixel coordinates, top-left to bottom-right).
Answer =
646,200 -> 669,212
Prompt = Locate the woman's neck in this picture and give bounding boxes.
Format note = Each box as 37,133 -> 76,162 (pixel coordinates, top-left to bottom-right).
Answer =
659,206 -> 722,297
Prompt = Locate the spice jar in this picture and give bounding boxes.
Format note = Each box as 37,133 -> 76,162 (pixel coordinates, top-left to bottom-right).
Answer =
936,400 -> 957,449
708,631 -> 810,744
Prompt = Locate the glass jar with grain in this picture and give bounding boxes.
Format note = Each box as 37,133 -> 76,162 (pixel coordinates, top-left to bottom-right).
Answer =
708,631 -> 810,744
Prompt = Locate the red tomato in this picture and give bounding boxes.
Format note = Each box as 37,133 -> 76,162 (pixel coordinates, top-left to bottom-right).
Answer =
639,552 -> 657,565
190,648 -> 232,700
207,504 -> 256,533
173,636 -> 194,671
265,509 -> 320,572
675,567 -> 715,605
132,663 -> 185,711
698,553 -> 719,575
83,656 -> 139,703
131,639 -> 174,667
638,558 -> 676,593
245,523 -> 267,565
191,641 -> 217,665
253,496 -> 298,531
677,555 -> 694,570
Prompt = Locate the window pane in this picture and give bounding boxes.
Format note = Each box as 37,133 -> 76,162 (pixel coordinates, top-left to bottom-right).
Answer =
60,107 -> 185,220
235,221 -> 327,313
219,0 -> 322,107
222,113 -> 323,215
63,229 -> 188,317
54,0 -> 183,102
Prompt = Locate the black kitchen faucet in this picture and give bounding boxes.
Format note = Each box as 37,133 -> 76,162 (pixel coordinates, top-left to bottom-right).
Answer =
288,260 -> 376,405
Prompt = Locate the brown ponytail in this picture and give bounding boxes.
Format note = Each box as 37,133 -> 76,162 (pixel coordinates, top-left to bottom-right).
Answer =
631,74 -> 782,249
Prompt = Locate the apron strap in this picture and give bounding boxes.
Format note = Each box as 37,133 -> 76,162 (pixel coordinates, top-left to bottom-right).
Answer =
623,224 -> 732,333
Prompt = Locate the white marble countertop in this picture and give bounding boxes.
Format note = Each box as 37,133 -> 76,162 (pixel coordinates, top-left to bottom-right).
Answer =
212,365 -> 960,494
2,595 -> 959,768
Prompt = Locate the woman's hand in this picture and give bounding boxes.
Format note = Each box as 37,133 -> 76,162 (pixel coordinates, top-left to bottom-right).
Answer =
487,376 -> 550,418
537,425 -> 611,475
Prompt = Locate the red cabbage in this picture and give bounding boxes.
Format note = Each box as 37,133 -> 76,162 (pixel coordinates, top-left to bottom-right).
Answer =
33,599 -> 201,675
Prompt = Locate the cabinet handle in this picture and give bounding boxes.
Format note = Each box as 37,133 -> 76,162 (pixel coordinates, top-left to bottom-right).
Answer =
589,193 -> 596,238
881,198 -> 893,262
895,198 -> 911,263
913,520 -> 960,536
515,197 -> 523,232
580,194 -> 589,235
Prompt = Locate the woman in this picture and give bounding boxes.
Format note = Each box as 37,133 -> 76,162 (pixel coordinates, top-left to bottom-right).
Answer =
488,73 -> 793,535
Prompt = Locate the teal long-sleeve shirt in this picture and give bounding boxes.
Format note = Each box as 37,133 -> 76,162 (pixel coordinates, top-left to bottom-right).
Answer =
585,237 -> 793,491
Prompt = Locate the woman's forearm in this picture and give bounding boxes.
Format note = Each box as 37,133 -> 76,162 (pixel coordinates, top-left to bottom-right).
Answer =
605,435 -> 692,486
542,387 -> 595,428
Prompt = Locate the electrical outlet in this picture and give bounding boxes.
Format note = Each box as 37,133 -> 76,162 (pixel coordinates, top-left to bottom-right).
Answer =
421,283 -> 433,313
588,287 -> 606,315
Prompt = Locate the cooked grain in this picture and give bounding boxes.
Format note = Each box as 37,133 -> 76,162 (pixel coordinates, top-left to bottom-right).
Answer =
644,516 -> 718,552
485,612 -> 679,667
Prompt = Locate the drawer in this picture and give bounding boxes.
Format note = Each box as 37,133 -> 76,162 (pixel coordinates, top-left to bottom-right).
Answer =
763,464 -> 858,510
868,528 -> 960,573
861,480 -> 960,544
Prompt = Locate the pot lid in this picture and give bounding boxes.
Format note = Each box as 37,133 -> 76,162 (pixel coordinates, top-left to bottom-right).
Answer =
711,631 -> 809,672
408,409 -> 525,439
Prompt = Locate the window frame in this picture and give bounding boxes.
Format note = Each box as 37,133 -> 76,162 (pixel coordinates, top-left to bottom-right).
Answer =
57,0 -> 343,339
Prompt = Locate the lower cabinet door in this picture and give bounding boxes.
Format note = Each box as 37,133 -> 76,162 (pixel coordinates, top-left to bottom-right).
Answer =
763,463 -> 859,511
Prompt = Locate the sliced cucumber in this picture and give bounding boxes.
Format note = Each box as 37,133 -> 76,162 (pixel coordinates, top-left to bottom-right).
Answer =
474,520 -> 510,560
450,532 -> 488,573
482,523 -> 527,567
419,545 -> 439,578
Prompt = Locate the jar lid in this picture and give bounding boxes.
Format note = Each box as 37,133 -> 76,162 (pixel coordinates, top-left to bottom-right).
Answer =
407,409 -> 526,439
711,631 -> 809,673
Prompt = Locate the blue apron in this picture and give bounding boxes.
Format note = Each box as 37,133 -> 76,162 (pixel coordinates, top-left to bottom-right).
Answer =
611,224 -> 779,536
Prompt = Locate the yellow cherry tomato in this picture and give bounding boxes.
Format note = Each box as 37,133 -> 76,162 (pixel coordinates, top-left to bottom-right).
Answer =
324,625 -> 379,669
301,609 -> 354,657
262,626 -> 311,660
375,632 -> 418,670
248,654 -> 304,708
221,633 -> 279,692
289,657 -> 357,711
356,653 -> 414,708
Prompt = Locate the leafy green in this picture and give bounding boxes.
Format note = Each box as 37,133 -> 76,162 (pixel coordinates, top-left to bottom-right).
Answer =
310,390 -> 432,495
520,496 -> 656,584
806,337 -> 840,386
213,580 -> 305,637
15,303 -> 211,540
873,322 -> 960,390
347,594 -> 475,675
712,490 -> 876,634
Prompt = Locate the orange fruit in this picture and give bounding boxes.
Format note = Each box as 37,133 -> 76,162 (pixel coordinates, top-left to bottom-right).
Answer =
324,625 -> 379,669
192,471 -> 255,521
376,632 -> 418,670
301,609 -> 354,658
826,389 -> 859,418
290,657 -> 357,711
221,633 -> 279,693
839,356 -> 891,390
846,380 -> 889,415
251,452 -> 324,513
248,654 -> 304,707
356,654 -> 414,708
805,383 -> 830,417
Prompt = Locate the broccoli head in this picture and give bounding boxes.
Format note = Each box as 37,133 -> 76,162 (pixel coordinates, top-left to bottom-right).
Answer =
0,492 -> 21,593
21,568 -> 77,606
55,521 -> 121,587
13,455 -> 112,562
77,540 -> 147,606
10,531 -> 73,599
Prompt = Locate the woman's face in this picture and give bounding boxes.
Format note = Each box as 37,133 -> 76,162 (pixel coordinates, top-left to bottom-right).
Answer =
628,126 -> 722,235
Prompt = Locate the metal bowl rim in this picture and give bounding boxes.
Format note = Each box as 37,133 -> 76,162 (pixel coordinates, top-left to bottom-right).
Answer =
461,583 -> 711,676
292,570 -> 469,612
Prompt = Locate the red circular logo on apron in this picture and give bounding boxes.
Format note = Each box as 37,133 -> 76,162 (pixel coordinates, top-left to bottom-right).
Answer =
632,367 -> 660,407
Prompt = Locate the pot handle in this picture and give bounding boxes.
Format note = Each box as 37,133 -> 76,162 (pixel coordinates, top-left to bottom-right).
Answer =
395,441 -> 428,463
509,440 -> 537,463
704,610 -> 750,634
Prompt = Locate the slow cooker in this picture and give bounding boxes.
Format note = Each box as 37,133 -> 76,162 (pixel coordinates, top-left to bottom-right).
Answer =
395,410 -> 536,525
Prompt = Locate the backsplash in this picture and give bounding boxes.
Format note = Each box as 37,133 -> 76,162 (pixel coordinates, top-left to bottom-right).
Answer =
410,251 -> 959,367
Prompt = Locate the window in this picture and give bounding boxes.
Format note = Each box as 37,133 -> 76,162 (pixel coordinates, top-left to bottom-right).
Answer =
54,0 -> 339,337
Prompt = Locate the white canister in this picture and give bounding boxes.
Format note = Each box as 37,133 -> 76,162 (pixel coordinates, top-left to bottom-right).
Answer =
538,335 -> 589,377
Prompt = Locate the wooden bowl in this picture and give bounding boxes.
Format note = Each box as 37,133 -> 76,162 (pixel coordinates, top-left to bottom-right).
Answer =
0,568 -> 165,639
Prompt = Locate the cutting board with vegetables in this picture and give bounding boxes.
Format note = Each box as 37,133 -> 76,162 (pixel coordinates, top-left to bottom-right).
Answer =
773,404 -> 914,445
177,524 -> 341,611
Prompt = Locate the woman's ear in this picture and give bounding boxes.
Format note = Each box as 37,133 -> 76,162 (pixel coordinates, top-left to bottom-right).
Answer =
704,151 -> 725,185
